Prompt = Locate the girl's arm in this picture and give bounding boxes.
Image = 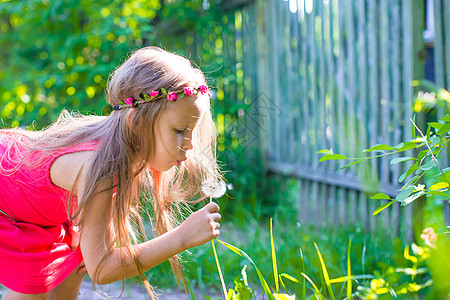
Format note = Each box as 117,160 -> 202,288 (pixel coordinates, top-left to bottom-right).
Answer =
80,182 -> 221,285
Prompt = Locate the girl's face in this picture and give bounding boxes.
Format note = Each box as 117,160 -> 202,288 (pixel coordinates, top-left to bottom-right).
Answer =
150,95 -> 207,172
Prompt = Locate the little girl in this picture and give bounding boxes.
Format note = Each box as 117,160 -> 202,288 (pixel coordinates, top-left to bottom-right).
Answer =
0,46 -> 222,299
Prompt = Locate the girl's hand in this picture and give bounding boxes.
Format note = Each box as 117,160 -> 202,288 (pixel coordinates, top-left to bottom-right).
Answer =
176,202 -> 221,249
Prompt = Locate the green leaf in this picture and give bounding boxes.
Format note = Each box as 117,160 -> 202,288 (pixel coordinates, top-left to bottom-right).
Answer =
428,122 -> 443,130
314,243 -> 335,300
429,136 -> 441,148
426,123 -> 431,141
398,141 -> 418,151
426,190 -> 450,197
317,149 -> 333,154
143,94 -> 150,100
440,114 -> 450,122
396,186 -> 415,202
270,219 -> 279,293
373,200 -> 396,216
280,273 -> 299,283
337,160 -> 361,171
398,163 -> 419,182
347,239 -> 352,300
402,191 -> 426,205
118,101 -> 124,105
160,87 -> 167,94
363,144 -> 396,153
437,122 -> 450,135
273,293 -> 295,300
319,154 -> 348,162
329,275 -> 375,284
390,157 -> 415,165
419,160 -> 436,171
370,193 -> 391,200
300,272 -> 324,300
429,182 -> 449,190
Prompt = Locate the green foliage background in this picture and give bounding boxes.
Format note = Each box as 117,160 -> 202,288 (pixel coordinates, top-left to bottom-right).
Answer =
0,0 -> 286,219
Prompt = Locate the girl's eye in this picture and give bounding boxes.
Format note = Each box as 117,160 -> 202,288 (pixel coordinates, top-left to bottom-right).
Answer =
175,129 -> 185,134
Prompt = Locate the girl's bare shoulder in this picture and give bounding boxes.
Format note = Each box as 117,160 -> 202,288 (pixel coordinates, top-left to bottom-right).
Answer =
50,150 -> 95,194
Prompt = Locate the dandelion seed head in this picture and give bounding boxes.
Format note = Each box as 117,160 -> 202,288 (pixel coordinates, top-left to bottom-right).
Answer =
201,180 -> 227,198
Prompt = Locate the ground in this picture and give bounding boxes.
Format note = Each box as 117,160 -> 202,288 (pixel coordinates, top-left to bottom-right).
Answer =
0,281 -> 224,299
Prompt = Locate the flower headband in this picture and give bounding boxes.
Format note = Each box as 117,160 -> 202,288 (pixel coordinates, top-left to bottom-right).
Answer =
112,84 -> 210,110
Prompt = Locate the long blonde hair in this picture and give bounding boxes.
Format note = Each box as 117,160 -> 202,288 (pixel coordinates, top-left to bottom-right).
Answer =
1,47 -> 221,297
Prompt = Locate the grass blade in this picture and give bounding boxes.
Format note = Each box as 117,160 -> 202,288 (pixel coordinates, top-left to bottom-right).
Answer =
300,272 -> 323,300
186,277 -> 197,300
270,218 -> 279,293
329,275 -> 375,284
314,243 -> 335,300
216,239 -> 275,300
300,249 -> 306,300
211,239 -> 228,300
347,239 -> 352,300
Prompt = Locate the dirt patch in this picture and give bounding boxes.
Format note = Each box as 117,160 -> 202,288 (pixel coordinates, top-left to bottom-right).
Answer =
1,281 -> 223,299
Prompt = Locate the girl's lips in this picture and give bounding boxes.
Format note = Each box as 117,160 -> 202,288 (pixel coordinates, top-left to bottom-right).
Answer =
176,158 -> 187,166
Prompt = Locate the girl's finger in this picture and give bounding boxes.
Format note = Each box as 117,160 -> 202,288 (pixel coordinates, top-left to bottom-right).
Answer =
211,213 -> 221,222
205,202 -> 220,213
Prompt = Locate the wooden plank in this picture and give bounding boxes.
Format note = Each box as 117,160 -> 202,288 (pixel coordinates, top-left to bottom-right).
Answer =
300,0 -> 310,167
255,0 -> 270,156
318,0 -> 328,167
349,189 -> 357,227
286,7 -> 295,163
310,1 -> 319,169
312,181 -> 319,228
360,193 -> 369,230
271,0 -> 281,162
338,187 -> 345,225
401,0 -> 413,168
336,0 -> 346,170
391,1 -> 402,184
379,0 -> 391,186
367,0 -> 380,182
344,0 -> 357,160
267,161 -> 400,196
445,0 -> 450,90
433,0 -> 445,88
325,0 -> 337,172
330,185 -> 337,225
291,7 -> 302,165
300,179 -> 311,224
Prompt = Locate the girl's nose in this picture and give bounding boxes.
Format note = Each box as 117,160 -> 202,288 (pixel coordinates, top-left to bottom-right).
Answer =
182,137 -> 193,151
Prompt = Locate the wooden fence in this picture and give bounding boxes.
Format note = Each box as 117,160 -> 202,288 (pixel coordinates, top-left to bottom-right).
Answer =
237,0 -> 450,236
163,0 -> 449,236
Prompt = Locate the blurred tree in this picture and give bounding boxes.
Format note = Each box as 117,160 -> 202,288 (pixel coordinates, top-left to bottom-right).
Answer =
0,0 -> 161,128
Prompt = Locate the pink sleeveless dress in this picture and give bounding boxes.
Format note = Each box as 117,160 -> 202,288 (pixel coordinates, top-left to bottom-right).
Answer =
0,132 -> 99,294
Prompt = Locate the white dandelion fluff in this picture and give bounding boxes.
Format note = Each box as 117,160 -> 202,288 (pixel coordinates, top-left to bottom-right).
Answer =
201,180 -> 227,199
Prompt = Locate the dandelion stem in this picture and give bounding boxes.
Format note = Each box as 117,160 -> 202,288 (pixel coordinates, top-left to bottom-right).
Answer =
210,196 -> 228,300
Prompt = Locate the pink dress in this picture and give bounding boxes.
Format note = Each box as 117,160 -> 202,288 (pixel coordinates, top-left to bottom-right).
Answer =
0,132 -> 99,294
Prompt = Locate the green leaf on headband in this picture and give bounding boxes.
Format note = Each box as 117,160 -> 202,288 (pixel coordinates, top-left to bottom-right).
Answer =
118,101 -> 124,105
160,88 -> 167,94
144,94 -> 150,100
180,93 -> 185,98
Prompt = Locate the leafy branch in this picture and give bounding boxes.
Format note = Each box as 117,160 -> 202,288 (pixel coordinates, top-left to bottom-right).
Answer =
318,113 -> 450,216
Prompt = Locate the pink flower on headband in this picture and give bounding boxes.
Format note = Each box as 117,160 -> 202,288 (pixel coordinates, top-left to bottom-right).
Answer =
125,97 -> 134,107
200,85 -> 208,94
167,92 -> 177,101
183,87 -> 194,96
149,90 -> 159,98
